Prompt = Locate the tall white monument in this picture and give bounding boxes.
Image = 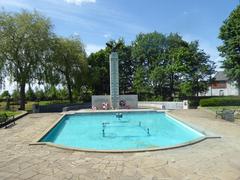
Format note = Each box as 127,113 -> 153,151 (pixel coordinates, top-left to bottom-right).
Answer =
91,42 -> 138,110
109,52 -> 119,109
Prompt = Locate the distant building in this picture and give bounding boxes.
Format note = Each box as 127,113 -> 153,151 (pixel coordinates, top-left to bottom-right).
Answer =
204,71 -> 239,96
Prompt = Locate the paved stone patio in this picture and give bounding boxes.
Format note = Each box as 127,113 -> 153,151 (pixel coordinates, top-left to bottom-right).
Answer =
0,109 -> 240,180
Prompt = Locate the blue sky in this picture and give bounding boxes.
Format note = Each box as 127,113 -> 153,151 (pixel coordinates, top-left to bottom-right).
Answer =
0,0 -> 239,68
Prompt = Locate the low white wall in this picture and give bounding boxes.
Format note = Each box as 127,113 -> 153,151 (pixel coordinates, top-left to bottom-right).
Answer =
119,95 -> 138,109
138,101 -> 186,110
92,95 -> 138,109
91,95 -> 110,109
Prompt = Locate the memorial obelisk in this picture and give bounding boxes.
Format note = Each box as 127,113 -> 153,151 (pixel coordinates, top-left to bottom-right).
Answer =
109,52 -> 119,109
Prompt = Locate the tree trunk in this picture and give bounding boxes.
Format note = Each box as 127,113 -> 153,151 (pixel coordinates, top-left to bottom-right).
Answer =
66,76 -> 73,103
19,83 -> 26,110
170,74 -> 174,100
237,80 -> 240,96
196,82 -> 199,96
67,83 -> 73,103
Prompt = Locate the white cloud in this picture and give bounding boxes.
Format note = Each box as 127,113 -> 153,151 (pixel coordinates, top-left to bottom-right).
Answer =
85,44 -> 104,55
73,32 -> 80,36
64,0 -> 96,6
103,33 -> 111,39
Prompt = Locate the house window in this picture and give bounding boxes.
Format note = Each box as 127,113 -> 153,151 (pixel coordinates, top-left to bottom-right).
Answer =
219,90 -> 224,96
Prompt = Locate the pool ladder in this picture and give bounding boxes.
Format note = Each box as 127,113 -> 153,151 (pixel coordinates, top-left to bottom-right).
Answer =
102,121 -> 150,137
139,121 -> 150,136
102,122 -> 109,137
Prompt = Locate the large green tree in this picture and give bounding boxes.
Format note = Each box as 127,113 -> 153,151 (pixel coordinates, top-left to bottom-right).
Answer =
88,39 -> 133,95
0,10 -> 53,109
132,32 -> 214,100
132,32 -> 166,97
180,41 -> 215,96
88,49 -> 110,95
115,39 -> 134,94
218,5 -> 240,91
164,33 -> 189,99
132,32 -> 189,99
133,67 -> 150,98
49,37 -> 87,103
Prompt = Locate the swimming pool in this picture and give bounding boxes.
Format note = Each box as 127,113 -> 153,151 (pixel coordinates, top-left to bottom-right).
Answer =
40,111 -> 205,151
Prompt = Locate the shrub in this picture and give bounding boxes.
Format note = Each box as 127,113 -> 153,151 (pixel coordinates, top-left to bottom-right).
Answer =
12,90 -> 20,101
26,89 -> 36,101
200,97 -> 240,107
1,90 -> 10,99
189,99 -> 200,108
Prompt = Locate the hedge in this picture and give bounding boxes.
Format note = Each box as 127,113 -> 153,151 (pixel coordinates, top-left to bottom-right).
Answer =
200,97 -> 240,107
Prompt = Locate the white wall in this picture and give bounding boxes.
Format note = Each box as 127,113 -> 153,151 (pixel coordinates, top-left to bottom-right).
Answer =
92,95 -> 138,109
138,101 -> 185,110
203,82 -> 239,96
226,83 -> 239,95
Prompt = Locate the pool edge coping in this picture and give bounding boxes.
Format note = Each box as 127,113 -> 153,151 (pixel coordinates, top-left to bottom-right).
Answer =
30,109 -> 221,153
166,112 -> 222,138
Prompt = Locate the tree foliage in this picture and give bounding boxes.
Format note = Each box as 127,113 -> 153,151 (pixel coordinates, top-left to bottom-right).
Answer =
180,41 -> 215,96
0,9 -> 216,105
88,39 -> 134,95
218,5 -> 240,89
49,36 -> 87,102
0,10 -> 53,109
88,49 -> 110,95
131,32 -> 214,100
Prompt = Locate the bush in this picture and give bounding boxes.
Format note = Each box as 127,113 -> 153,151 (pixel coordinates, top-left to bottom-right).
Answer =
200,97 -> 240,107
26,89 -> 36,101
1,90 -> 10,99
12,90 -> 20,101
188,99 -> 200,108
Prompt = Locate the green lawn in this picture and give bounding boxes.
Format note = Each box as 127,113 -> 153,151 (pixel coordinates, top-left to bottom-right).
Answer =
205,106 -> 240,112
0,100 -> 78,112
0,100 -> 72,116
0,111 -> 22,117
204,106 -> 240,119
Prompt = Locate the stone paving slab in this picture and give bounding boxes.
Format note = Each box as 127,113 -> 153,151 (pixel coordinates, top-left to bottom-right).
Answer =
0,110 -> 240,179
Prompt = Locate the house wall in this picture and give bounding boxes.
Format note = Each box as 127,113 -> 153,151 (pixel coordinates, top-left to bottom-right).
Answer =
204,82 -> 239,96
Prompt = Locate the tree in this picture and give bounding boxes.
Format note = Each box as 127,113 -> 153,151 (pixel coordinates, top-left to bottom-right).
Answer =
149,66 -> 166,97
131,32 -> 215,100
132,32 -> 189,99
132,32 -> 167,97
88,49 -> 110,95
1,90 -> 11,110
133,67 -> 151,99
180,41 -> 215,96
0,90 -> 10,99
164,33 -> 189,99
50,36 -> 87,103
88,39 -> 134,95
0,57 -> 4,89
218,5 -> 240,91
111,39 -> 133,94
34,88 -> 45,101
0,10 -> 53,109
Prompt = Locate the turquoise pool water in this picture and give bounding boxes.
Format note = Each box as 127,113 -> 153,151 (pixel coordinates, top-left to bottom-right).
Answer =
40,111 -> 204,150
